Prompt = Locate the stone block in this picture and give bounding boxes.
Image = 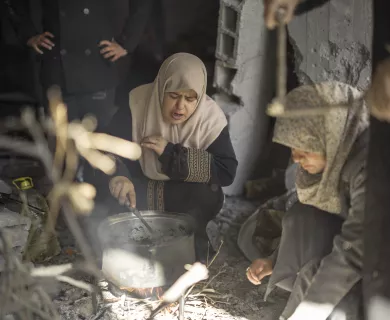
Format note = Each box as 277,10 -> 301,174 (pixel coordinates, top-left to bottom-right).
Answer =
3,226 -> 30,248
214,60 -> 237,94
0,208 -> 32,270
0,207 -> 31,230
214,0 -> 276,195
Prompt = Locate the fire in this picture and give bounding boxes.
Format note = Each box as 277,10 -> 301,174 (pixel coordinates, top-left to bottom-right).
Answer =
119,286 -> 164,300
116,286 -> 177,316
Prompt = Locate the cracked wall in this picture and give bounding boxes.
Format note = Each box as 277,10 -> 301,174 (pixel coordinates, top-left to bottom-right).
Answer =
214,0 -> 276,195
288,0 -> 373,90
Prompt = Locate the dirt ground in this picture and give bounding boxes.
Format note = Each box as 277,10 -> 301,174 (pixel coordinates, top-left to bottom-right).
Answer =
49,197 -> 289,320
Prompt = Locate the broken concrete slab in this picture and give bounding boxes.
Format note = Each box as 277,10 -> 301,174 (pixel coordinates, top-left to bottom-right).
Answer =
0,207 -> 32,272
0,207 -> 31,230
288,0 -> 372,90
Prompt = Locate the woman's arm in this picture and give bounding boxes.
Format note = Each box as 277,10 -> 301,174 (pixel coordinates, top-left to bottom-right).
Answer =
158,126 -> 238,187
287,165 -> 365,320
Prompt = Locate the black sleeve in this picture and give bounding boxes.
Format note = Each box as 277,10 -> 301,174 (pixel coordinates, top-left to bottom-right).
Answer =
115,0 -> 154,53
372,0 -> 390,68
158,126 -> 238,187
295,0 -> 330,16
8,0 -> 38,44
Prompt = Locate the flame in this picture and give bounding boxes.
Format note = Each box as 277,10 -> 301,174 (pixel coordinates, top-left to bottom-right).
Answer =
117,287 -> 177,315
119,287 -> 164,300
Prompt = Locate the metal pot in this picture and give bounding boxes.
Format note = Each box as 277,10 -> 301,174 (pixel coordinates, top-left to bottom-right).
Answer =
98,211 -> 196,289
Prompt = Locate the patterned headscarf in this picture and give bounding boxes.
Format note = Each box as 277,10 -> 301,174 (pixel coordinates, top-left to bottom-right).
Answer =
273,82 -> 369,214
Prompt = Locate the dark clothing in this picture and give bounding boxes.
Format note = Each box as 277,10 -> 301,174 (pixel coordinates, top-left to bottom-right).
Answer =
91,102 -> 236,224
284,0 -> 390,317
15,0 -> 153,94
105,103 -> 237,216
271,202 -> 363,320
294,0 -> 331,16
63,88 -> 116,131
0,0 -> 38,100
238,130 -> 368,319
364,118 -> 390,309
84,102 -> 237,259
363,2 -> 390,318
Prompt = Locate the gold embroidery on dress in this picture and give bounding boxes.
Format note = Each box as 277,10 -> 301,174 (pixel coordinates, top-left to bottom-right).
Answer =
185,149 -> 211,183
156,181 -> 165,211
147,180 -> 155,210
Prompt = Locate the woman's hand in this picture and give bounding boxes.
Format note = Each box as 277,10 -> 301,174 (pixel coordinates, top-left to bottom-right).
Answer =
141,136 -> 168,156
27,32 -> 55,54
109,176 -> 136,208
99,40 -> 128,62
246,258 -> 273,285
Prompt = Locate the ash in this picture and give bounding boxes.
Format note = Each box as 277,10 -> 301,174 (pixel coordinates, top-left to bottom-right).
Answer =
50,197 -> 288,320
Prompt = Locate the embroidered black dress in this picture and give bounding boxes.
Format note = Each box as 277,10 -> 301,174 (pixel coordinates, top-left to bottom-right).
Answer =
90,104 -> 237,244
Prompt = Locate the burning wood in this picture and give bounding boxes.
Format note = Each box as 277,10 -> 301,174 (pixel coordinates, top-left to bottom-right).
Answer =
162,263 -> 209,304
119,286 -> 165,300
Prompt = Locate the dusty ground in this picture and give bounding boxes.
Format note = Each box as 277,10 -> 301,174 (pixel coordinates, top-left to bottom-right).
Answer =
48,197 -> 288,320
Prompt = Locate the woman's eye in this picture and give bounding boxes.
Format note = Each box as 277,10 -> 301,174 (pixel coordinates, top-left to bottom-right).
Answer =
186,98 -> 196,102
169,93 -> 179,99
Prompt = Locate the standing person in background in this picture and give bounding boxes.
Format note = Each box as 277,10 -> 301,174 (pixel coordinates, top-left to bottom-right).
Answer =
0,0 -> 38,103
263,0 -> 390,319
14,0 -> 153,132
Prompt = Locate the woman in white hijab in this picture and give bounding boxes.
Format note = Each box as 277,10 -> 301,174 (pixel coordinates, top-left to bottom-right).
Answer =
105,53 -> 237,257
243,82 -> 368,320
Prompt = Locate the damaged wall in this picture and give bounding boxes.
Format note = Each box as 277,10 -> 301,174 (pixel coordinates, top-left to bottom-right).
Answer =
288,0 -> 373,90
214,0 -> 276,195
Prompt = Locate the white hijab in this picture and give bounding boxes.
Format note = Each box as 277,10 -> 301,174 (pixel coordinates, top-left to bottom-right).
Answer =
129,53 -> 228,180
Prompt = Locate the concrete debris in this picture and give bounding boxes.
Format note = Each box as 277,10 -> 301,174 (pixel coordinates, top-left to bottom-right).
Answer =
207,197 -> 259,255
0,207 -> 31,272
0,207 -> 31,229
288,0 -> 373,90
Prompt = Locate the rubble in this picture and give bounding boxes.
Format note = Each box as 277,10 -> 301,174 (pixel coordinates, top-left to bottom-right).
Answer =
0,207 -> 31,272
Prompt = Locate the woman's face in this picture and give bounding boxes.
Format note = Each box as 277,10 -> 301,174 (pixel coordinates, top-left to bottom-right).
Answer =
291,148 -> 327,174
162,89 -> 198,124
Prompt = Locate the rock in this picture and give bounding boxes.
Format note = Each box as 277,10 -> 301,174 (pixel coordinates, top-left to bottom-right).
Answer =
0,207 -> 31,230
0,207 -> 32,272
0,179 -> 12,194
3,226 -> 30,248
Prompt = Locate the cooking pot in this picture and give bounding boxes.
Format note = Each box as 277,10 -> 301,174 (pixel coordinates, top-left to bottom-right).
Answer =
98,211 -> 196,289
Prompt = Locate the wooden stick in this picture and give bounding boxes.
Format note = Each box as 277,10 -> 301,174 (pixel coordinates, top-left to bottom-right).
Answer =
162,263 -> 209,303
